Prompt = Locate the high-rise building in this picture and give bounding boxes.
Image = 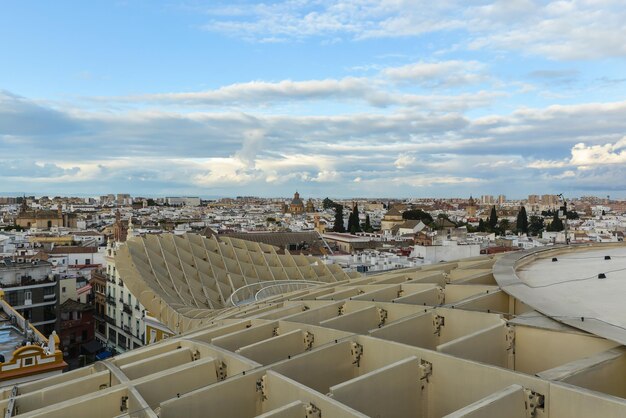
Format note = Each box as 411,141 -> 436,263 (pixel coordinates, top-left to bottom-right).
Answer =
541,194 -> 558,206
497,195 -> 506,205
528,194 -> 539,204
481,195 -> 494,205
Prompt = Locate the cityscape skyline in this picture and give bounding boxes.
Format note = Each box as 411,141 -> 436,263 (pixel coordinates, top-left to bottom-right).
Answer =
2,1 -> 626,197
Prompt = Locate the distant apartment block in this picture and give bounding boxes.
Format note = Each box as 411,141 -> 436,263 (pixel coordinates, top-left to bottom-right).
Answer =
166,197 -> 201,207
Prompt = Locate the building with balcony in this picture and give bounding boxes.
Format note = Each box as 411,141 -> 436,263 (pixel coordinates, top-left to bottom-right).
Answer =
59,299 -> 94,360
101,243 -> 146,355
0,258 -> 58,336
90,270 -> 107,349
0,290 -> 66,387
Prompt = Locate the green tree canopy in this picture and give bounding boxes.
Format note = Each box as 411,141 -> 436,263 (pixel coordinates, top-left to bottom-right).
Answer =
347,204 -> 362,234
516,206 -> 529,234
488,206 -> 498,230
402,209 -> 433,224
363,214 -> 374,232
333,205 -> 345,233
322,197 -> 336,210
528,215 -> 544,236
498,219 -> 510,236
547,212 -> 564,232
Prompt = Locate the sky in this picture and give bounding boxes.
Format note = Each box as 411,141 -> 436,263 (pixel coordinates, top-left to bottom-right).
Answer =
1,0 -> 626,199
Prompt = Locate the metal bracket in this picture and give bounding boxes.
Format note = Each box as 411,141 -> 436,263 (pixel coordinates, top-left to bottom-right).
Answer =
305,403 -> 322,418
256,376 -> 267,401
433,315 -> 445,336
272,327 -> 279,337
524,389 -> 545,418
216,361 -> 228,381
338,304 -> 345,316
120,395 -> 129,413
192,349 -> 201,361
397,289 -> 404,298
4,385 -> 18,418
351,342 -> 364,367
437,287 -> 445,305
378,308 -> 388,328
505,326 -> 515,351
304,331 -> 315,351
419,359 -> 433,382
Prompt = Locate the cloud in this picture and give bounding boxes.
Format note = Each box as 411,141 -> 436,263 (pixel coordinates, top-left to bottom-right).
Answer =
570,137 -> 626,167
383,60 -> 488,88
6,89 -> 626,196
201,0 -> 626,60
93,70 -> 502,110
467,0 -> 626,60
393,154 -> 416,169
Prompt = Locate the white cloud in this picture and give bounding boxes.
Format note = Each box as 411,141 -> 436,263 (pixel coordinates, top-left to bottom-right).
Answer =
394,154 -> 416,169
570,137 -> 626,167
383,60 -> 487,87
202,0 -> 626,60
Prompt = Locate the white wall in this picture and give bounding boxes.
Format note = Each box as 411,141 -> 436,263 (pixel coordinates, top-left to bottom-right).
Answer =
411,243 -> 481,263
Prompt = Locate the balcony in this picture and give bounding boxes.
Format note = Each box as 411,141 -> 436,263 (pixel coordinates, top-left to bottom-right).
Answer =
122,303 -> 132,315
106,295 -> 116,306
122,325 -> 131,334
1,276 -> 56,289
104,315 -> 116,325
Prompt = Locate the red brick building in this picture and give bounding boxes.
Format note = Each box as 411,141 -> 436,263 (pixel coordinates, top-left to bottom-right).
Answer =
59,299 -> 95,359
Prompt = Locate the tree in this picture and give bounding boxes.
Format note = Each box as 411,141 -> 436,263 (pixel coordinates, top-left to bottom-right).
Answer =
477,218 -> 486,232
402,209 -> 433,224
322,197 -> 336,210
566,211 -> 579,220
498,219 -> 510,236
528,216 -> 544,236
516,206 -> 529,234
333,205 -> 345,232
363,214 -> 373,232
347,204 -> 362,234
547,212 -> 564,232
488,206 -> 498,231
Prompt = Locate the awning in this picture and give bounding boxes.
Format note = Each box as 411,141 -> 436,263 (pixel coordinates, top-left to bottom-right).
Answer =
81,339 -> 104,354
95,350 -> 112,360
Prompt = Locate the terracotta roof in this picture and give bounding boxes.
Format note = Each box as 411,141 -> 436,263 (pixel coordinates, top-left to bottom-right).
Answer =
48,246 -> 98,254
60,298 -> 93,313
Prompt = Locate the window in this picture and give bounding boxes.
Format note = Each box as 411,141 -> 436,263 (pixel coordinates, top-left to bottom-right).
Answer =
85,259 -> 91,265
62,287 -> 66,293
23,357 -> 33,366
24,291 -> 32,301
118,334 -> 127,348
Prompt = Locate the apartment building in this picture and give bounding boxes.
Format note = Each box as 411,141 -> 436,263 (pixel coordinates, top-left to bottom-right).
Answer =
0,258 -> 58,335
100,243 -> 146,355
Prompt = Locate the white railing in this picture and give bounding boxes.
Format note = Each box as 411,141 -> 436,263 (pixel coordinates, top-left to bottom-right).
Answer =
229,280 -> 323,307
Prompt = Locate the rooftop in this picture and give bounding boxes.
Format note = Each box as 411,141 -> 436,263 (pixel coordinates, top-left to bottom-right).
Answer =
496,244 -> 626,345
2,241 -> 626,417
